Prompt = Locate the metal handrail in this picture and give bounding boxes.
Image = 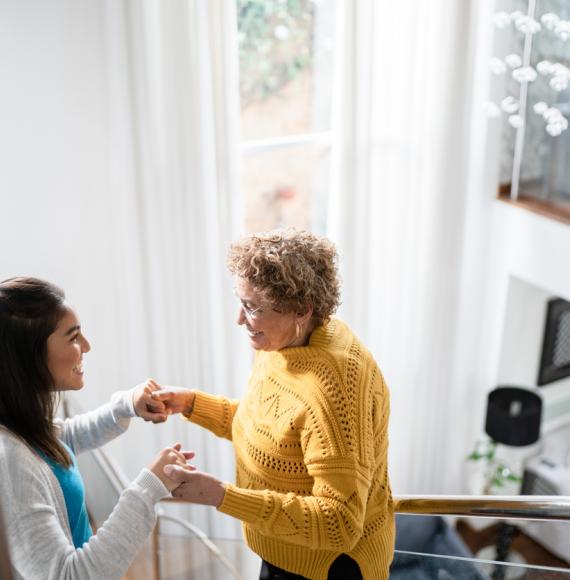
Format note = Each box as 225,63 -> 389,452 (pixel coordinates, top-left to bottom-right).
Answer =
394,494 -> 570,522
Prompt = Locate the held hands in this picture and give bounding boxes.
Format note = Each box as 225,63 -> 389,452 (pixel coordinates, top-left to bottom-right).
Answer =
163,464 -> 226,508
149,443 -> 195,492
133,378 -> 171,423
133,379 -> 194,422
134,379 -> 217,501
150,385 -> 196,416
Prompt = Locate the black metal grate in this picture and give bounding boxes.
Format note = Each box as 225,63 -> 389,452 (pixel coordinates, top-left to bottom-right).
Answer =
538,297 -> 570,386
521,469 -> 559,496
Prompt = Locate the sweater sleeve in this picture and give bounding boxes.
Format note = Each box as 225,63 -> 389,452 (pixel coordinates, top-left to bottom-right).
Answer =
55,389 -> 136,455
3,437 -> 170,580
184,390 -> 240,441
218,453 -> 371,552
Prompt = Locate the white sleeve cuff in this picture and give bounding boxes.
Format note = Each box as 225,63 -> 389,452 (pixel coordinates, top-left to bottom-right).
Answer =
133,468 -> 171,502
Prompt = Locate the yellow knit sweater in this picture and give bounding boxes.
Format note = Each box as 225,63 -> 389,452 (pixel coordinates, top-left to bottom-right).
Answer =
187,318 -> 394,580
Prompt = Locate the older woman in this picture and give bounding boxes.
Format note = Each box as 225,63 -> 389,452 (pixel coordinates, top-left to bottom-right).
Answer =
153,229 -> 395,580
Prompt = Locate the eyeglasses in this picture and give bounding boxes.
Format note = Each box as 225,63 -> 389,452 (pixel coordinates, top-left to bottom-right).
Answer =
234,290 -> 265,321
233,289 -> 285,321
240,301 -> 264,320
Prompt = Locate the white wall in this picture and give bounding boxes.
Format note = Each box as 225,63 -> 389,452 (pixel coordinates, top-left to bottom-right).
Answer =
0,0 -> 129,409
498,273 -> 570,425
0,0 -> 110,285
0,0 -> 129,414
490,203 -> 570,432
497,275 -> 547,390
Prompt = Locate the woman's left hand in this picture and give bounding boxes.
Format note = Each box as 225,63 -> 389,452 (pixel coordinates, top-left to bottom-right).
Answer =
164,464 -> 226,507
133,378 -> 170,423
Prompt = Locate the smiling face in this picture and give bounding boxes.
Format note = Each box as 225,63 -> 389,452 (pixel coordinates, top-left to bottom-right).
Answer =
234,278 -> 312,352
46,307 -> 91,391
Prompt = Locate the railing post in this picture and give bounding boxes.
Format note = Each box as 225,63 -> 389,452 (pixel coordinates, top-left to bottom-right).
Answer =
491,522 -> 517,580
152,517 -> 161,580
0,502 -> 14,580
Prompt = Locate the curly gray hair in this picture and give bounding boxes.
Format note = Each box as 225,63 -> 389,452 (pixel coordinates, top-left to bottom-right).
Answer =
227,229 -> 341,326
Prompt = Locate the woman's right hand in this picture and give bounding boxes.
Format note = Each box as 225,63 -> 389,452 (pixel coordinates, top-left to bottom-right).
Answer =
149,443 -> 195,491
150,385 -> 196,416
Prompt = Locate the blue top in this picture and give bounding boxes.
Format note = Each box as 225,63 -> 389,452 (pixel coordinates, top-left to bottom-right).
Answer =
40,441 -> 93,548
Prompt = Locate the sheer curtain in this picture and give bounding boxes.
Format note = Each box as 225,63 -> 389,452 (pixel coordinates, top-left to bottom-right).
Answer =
327,1 -> 480,493
75,0 -> 250,539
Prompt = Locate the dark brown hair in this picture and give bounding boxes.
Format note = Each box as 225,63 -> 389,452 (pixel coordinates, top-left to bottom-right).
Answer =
0,277 -> 71,466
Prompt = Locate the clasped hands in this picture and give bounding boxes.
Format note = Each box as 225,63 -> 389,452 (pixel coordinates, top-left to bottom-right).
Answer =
132,379 -> 226,508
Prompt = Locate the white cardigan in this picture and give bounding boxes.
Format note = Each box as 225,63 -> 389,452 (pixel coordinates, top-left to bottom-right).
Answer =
0,390 -> 169,580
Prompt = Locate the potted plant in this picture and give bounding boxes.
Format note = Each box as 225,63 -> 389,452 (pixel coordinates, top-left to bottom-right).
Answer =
467,439 -> 522,495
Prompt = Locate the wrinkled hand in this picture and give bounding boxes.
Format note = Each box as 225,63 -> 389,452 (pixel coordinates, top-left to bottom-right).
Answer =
164,465 -> 226,507
149,443 -> 195,492
150,386 -> 196,416
133,378 -> 170,423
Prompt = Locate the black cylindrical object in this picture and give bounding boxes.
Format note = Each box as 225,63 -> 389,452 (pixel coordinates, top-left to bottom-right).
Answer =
485,386 -> 542,446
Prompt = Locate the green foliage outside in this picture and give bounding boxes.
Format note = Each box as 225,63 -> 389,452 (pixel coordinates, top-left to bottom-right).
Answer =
237,0 -> 314,107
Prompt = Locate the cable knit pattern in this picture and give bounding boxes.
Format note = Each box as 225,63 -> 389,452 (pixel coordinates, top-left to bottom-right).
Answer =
190,318 -> 394,580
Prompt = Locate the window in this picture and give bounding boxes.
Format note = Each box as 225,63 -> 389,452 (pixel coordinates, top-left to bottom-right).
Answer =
488,0 -> 570,223
236,0 -> 337,233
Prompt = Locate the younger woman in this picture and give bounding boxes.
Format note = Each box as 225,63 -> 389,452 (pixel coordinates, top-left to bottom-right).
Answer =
0,276 -> 190,579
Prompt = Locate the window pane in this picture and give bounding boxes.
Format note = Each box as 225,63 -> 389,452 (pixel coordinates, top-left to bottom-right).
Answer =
518,0 -> 570,211
241,144 -> 330,233
237,0 -> 337,140
490,0 -> 570,219
489,0 -> 525,190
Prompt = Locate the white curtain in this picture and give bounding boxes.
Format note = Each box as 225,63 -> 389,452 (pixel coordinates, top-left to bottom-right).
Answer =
75,0 -> 250,539
327,1 -> 481,494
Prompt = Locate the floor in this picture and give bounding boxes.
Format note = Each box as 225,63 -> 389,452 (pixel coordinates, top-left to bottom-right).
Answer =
456,520 -> 570,571
125,535 -> 260,580
124,522 -> 570,580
